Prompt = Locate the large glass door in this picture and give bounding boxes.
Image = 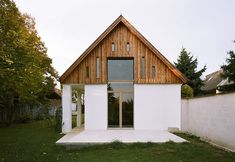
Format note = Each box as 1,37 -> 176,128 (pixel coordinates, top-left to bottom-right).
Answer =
107,58 -> 134,128
108,92 -> 120,128
108,90 -> 134,128
122,93 -> 134,128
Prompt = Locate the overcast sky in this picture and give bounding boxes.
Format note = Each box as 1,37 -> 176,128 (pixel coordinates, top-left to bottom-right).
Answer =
14,0 -> 235,76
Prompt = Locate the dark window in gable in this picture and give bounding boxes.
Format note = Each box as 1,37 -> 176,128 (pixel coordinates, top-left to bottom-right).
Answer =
126,42 -> 130,52
151,65 -> 156,79
86,66 -> 89,78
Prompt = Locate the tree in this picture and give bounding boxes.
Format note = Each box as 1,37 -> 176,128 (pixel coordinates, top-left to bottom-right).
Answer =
221,41 -> 235,82
0,0 -> 58,123
220,41 -> 235,92
174,48 -> 206,96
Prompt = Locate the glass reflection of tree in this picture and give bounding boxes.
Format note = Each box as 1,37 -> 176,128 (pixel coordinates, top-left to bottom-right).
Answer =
122,98 -> 133,127
108,83 -> 119,126
107,83 -> 113,91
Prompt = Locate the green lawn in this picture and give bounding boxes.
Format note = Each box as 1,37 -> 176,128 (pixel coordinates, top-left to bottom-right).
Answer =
0,121 -> 235,162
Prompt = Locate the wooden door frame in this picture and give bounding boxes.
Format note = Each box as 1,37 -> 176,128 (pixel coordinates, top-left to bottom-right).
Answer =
107,90 -> 134,129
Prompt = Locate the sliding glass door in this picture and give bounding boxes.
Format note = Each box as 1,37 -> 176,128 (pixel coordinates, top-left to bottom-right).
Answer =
107,58 -> 134,128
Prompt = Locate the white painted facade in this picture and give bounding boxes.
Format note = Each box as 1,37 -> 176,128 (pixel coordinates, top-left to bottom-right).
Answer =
62,85 -> 72,133
134,84 -> 181,130
62,84 -> 182,132
84,84 -> 107,130
182,92 -> 235,151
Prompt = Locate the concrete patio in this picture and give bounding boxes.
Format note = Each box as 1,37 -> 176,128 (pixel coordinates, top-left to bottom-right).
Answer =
56,128 -> 187,146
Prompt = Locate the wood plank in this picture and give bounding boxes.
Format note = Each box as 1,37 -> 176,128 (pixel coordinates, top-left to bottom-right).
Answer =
63,23 -> 185,84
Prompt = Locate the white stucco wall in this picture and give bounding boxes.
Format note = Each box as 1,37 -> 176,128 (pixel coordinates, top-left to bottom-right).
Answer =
182,92 -> 235,151
84,84 -> 107,130
134,84 -> 181,130
62,85 -> 72,133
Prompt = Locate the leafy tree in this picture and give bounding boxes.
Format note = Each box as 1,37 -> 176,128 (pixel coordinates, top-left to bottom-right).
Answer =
221,41 -> 235,82
174,48 -> 206,96
0,0 -> 58,123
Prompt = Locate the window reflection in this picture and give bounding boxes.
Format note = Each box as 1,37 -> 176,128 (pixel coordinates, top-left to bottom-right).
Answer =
108,59 -> 133,81
108,92 -> 119,127
107,83 -> 133,91
122,93 -> 133,128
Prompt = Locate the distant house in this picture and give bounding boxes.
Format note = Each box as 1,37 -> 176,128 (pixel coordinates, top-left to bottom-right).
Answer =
59,15 -> 187,135
48,88 -> 62,116
201,70 -> 233,94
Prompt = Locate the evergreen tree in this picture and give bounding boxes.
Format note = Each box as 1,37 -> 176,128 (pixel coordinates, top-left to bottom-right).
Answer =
219,41 -> 235,92
174,48 -> 206,96
221,41 -> 235,82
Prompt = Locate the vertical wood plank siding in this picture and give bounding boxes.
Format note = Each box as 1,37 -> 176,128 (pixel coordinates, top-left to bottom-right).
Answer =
62,23 -> 182,84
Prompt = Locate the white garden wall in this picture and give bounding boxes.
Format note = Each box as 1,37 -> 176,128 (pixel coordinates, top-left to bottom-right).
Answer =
134,84 -> 181,130
182,92 -> 235,151
84,84 -> 107,130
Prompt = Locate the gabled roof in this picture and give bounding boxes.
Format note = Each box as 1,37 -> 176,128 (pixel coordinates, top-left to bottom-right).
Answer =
201,70 -> 223,91
201,69 -> 233,91
60,15 -> 187,83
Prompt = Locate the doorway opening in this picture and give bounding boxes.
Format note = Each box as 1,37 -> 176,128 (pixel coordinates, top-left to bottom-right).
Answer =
107,58 -> 134,128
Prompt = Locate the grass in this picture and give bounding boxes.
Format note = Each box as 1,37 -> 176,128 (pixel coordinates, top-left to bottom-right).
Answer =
0,121 -> 235,162
72,114 -> 84,128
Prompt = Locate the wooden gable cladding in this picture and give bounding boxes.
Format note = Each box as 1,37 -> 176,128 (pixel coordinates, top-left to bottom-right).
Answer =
62,22 -> 183,84
60,16 -> 187,84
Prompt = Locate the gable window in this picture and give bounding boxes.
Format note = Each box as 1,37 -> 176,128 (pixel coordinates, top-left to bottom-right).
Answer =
141,57 -> 145,79
108,58 -> 134,81
151,65 -> 156,79
111,42 -> 115,51
86,66 -> 89,78
96,57 -> 100,78
126,42 -> 130,52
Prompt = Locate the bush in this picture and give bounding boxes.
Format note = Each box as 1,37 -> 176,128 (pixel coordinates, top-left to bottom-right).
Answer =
181,84 -> 193,98
16,114 -> 31,123
217,83 -> 235,93
72,115 -> 77,128
54,107 -> 62,132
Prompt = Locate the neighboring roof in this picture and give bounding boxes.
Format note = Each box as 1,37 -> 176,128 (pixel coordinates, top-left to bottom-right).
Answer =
54,88 -> 62,97
48,88 -> 61,99
201,70 -> 223,91
201,70 -> 232,91
59,15 -> 187,83
217,78 -> 231,87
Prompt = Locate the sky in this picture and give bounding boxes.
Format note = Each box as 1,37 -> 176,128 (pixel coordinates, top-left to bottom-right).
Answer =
14,0 -> 235,77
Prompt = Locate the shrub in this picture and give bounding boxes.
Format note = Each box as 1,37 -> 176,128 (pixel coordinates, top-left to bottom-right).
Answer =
54,107 -> 62,132
181,84 -> 193,98
16,114 -> 31,123
217,83 -> 235,93
72,115 -> 77,128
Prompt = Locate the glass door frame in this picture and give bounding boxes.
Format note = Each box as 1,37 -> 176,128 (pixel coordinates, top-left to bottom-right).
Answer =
107,81 -> 134,129
107,57 -> 134,129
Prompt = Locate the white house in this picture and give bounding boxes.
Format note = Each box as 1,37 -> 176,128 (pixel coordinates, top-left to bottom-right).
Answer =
58,16 -> 187,144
